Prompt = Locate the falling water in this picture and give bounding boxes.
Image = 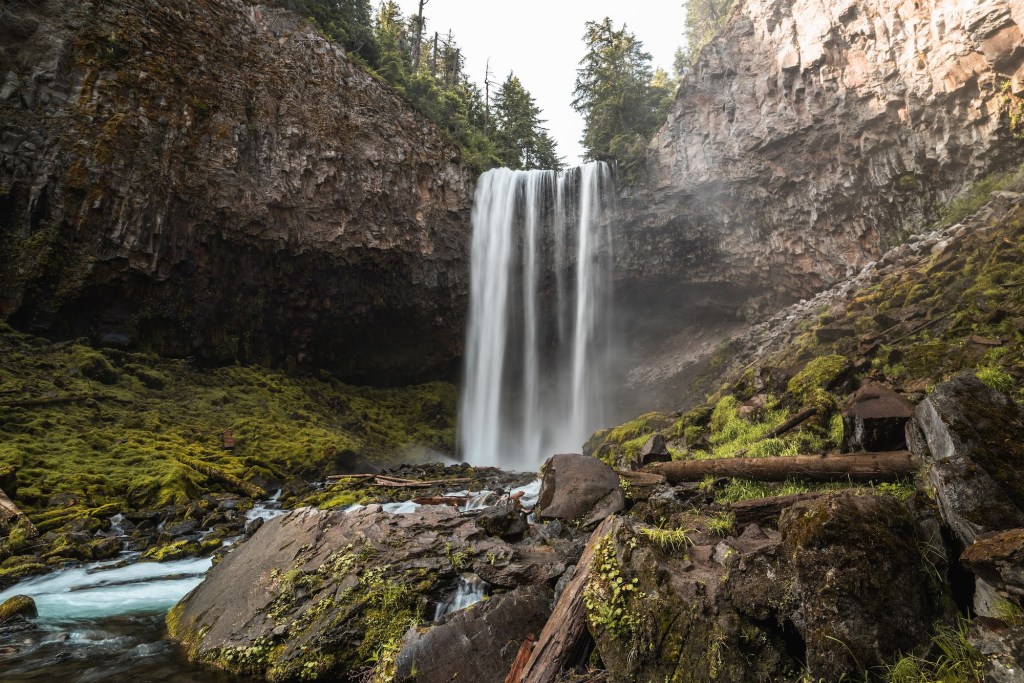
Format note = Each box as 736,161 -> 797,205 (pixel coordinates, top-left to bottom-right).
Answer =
460,162 -> 615,469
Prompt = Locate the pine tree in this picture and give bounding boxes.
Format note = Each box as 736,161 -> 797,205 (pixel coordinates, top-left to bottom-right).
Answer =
572,18 -> 673,177
492,73 -> 562,170
680,0 -> 736,67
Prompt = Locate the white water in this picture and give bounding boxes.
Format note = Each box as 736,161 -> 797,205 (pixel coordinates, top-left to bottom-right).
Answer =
460,162 -> 615,468
0,556 -> 212,621
433,573 -> 487,620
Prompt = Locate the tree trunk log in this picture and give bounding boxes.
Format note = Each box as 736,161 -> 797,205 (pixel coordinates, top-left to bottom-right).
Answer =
513,516 -> 618,683
729,492 -> 830,525
648,451 -> 918,483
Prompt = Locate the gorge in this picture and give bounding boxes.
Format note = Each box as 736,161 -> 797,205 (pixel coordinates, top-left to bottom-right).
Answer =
2,0 -> 1024,682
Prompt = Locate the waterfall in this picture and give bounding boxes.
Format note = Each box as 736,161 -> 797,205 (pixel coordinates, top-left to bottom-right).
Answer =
459,162 -> 615,469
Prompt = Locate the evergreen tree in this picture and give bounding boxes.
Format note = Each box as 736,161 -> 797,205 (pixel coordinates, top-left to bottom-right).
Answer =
572,18 -> 673,177
492,74 -> 562,170
679,0 -> 736,67
273,0 -> 379,65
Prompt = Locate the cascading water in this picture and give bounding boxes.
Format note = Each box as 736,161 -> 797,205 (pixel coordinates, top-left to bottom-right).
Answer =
460,162 -> 615,469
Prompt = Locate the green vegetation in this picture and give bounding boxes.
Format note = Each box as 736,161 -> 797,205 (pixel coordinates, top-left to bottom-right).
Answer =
881,619 -> 984,683
266,0 -> 558,172
573,18 -> 676,178
0,323 -> 456,518
584,534 -> 644,640
675,0 -> 737,71
639,525 -> 695,551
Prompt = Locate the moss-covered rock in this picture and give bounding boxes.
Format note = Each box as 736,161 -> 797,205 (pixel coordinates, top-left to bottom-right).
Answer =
0,594 -> 37,623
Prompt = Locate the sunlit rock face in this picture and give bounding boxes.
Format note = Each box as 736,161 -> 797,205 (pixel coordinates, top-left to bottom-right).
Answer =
619,0 -> 1024,318
0,0 -> 472,384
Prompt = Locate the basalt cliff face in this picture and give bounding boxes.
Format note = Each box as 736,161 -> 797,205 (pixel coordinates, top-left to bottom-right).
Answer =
0,0 -> 472,384
620,0 -> 1024,319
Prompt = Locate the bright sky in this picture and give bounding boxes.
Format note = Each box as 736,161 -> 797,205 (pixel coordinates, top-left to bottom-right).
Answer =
394,1 -> 685,166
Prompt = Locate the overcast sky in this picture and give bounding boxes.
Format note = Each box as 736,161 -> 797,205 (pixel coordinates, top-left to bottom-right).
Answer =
394,0 -> 685,167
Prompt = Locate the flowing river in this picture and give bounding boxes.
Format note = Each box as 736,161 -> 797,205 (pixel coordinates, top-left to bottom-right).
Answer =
0,483 -> 539,681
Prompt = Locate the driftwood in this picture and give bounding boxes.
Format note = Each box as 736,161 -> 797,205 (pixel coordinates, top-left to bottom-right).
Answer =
514,516 -> 617,683
647,451 -> 919,483
411,496 -> 466,507
324,473 -> 475,489
0,486 -> 37,536
729,492 -> 829,525
504,633 -> 537,683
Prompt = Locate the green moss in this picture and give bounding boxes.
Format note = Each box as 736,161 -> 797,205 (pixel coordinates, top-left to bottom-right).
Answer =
786,355 -> 850,409
976,366 -> 1016,394
0,327 -> 458,525
0,594 -> 37,622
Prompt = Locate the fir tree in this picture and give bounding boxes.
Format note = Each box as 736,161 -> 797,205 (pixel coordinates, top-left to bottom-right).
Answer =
492,73 -> 562,170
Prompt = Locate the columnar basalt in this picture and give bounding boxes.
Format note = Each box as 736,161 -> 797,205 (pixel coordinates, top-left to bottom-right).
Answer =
0,0 -> 472,384
619,0 -> 1024,316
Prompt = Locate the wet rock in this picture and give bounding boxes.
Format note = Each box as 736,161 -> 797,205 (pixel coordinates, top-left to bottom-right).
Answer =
0,595 -> 37,623
394,584 -> 552,683
476,503 -> 528,542
907,373 -> 1024,544
475,545 -> 567,589
161,520 -> 198,538
168,505 -> 567,681
842,383 -> 915,451
537,454 -> 625,527
243,516 -> 264,537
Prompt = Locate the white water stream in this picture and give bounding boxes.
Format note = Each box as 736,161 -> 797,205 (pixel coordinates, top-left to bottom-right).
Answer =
460,163 -> 616,469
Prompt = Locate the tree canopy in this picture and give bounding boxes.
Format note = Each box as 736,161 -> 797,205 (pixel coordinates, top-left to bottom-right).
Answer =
266,0 -> 559,173
572,18 -> 674,178
677,0 -> 736,71
492,74 -> 562,170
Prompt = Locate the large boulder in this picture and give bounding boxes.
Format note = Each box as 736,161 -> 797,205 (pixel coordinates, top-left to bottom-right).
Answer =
842,383 -> 916,451
394,585 -> 552,683
906,374 -> 1024,545
536,454 -> 625,527
167,504 -> 566,681
586,492 -> 945,683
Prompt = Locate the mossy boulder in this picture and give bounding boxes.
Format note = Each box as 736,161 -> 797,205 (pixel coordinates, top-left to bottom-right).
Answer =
0,594 -> 37,623
779,492 -> 949,680
167,505 -> 569,682
588,492 -> 946,682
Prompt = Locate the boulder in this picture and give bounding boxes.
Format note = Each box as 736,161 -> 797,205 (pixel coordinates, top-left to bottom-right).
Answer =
779,493 -> 945,680
635,434 -> 671,467
476,503 -> 529,542
167,504 -> 567,681
587,492 -> 945,683
394,585 -> 552,683
962,529 -> 1024,599
0,595 -> 37,623
906,373 -> 1024,544
843,383 -> 915,451
537,454 -> 624,527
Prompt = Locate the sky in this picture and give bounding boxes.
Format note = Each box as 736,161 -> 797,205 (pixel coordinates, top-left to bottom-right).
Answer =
394,0 -> 686,166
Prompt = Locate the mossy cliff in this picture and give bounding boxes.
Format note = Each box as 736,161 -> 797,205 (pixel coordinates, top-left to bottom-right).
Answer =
0,0 -> 472,385
0,323 -> 455,583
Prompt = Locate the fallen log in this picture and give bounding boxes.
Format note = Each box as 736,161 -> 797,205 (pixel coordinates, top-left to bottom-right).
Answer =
514,516 -> 617,683
729,492 -> 830,525
504,633 -> 537,683
411,496 -> 466,507
323,474 -> 475,489
647,451 -> 919,483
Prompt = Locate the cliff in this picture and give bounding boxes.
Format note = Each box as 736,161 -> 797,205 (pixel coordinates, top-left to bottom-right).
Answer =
0,0 -> 473,384
619,0 -> 1024,319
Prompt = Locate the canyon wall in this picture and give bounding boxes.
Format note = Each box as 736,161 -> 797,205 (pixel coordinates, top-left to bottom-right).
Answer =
0,0 -> 472,384
620,0 -> 1024,318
